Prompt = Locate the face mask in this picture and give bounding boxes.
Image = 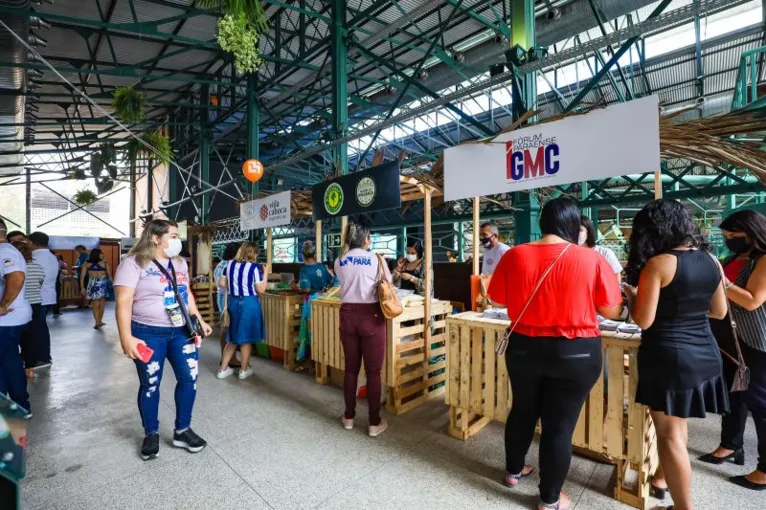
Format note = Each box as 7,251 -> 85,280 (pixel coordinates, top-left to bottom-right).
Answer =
406,254 -> 417,263
726,237 -> 751,254
577,231 -> 587,247
480,237 -> 493,249
163,238 -> 183,258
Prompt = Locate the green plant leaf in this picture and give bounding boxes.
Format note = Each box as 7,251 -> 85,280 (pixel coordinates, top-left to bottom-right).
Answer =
113,86 -> 146,124
73,188 -> 98,207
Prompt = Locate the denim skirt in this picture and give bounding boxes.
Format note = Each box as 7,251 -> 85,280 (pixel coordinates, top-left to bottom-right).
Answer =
227,295 -> 266,345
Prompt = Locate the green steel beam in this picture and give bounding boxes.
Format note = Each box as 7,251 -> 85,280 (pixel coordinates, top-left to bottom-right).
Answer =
200,84 -> 211,223
565,0 -> 673,112
511,0 -> 540,244
247,74 -> 260,199
332,0 -> 348,175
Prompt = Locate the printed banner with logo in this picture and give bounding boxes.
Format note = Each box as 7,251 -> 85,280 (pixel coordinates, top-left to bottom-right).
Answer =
240,191 -> 292,231
443,95 -> 660,201
311,161 -> 401,221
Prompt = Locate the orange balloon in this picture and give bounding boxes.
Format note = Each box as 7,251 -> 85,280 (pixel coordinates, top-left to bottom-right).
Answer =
243,159 -> 264,183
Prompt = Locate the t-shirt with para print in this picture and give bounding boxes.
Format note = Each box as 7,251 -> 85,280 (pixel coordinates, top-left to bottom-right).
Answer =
334,249 -> 392,304
114,255 -> 190,327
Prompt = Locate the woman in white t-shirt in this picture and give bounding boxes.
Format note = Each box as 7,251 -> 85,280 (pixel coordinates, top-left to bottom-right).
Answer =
334,222 -> 392,438
579,216 -> 623,282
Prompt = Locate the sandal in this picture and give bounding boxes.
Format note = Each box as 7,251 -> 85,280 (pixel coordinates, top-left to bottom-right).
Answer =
502,465 -> 534,487
538,491 -> 571,510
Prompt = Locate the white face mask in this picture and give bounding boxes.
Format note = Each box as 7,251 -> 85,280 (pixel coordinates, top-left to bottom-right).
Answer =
163,238 -> 183,258
406,254 -> 417,263
577,230 -> 587,247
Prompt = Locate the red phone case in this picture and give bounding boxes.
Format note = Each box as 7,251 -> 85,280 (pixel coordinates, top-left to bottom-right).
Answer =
136,343 -> 154,363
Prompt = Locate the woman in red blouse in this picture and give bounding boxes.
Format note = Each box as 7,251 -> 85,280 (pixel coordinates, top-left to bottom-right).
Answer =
488,197 -> 623,510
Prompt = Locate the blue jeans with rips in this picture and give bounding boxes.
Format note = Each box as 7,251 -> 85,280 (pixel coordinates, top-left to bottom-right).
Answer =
131,322 -> 199,435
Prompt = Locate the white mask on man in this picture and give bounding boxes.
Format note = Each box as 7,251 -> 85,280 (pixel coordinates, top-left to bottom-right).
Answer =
577,230 -> 587,247
164,238 -> 183,258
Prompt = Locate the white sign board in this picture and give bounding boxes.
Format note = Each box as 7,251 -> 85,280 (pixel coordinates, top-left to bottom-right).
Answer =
240,191 -> 292,231
444,95 -> 660,201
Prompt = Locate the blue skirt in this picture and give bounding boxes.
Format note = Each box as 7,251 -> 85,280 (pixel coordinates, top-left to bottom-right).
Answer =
227,295 -> 266,345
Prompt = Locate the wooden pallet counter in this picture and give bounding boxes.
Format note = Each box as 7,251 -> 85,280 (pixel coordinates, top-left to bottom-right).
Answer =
445,312 -> 657,510
191,282 -> 217,328
261,292 -> 303,369
311,298 -> 452,415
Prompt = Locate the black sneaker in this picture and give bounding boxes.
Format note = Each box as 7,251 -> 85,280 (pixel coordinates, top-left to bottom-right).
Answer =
172,428 -> 206,453
141,433 -> 160,461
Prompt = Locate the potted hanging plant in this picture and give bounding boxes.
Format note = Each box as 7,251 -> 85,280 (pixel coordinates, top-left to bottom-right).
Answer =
73,188 -> 98,207
68,167 -> 87,180
201,0 -> 269,74
142,130 -> 174,165
113,85 -> 146,123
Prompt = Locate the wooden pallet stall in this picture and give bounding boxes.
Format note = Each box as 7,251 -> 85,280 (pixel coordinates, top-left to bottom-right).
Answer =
445,312 -> 657,510
261,293 -> 303,369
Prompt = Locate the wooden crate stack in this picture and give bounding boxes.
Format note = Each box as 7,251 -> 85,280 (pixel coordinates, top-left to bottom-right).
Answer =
192,282 -> 216,328
261,293 -> 303,369
311,298 -> 452,416
385,300 -> 451,415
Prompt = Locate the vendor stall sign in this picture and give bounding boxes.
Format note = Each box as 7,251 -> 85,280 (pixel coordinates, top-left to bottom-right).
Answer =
312,161 -> 401,220
443,95 -> 660,201
240,191 -> 291,231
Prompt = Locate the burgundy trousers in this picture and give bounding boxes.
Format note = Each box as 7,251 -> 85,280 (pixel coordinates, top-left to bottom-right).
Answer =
339,303 -> 386,426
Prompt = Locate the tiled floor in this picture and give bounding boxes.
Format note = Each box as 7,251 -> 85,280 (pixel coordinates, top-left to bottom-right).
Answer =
21,307 -> 763,509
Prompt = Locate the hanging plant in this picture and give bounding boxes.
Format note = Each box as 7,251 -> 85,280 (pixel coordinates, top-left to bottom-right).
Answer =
73,188 -> 98,207
142,130 -> 174,165
68,168 -> 86,180
217,14 -> 262,74
201,1 -> 268,74
125,137 -> 143,166
99,142 -> 117,165
90,153 -> 103,180
96,179 -> 114,194
113,85 -> 146,123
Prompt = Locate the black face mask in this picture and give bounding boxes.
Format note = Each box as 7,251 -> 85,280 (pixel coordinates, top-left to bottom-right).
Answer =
726,237 -> 751,254
480,237 -> 493,248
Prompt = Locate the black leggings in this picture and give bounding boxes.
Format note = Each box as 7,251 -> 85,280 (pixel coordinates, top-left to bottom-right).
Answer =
719,343 -> 766,473
505,333 -> 602,504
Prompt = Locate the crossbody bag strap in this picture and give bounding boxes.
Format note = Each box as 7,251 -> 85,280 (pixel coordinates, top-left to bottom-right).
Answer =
511,244 -> 571,335
495,244 -> 570,356
152,259 -> 181,302
375,253 -> 385,284
707,253 -> 746,367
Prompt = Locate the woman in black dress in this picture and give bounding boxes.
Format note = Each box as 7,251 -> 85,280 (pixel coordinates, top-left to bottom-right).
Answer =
624,199 -> 728,510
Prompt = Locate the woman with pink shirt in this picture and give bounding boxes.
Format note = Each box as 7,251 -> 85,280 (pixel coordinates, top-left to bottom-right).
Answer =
114,219 -> 213,461
334,221 -> 392,437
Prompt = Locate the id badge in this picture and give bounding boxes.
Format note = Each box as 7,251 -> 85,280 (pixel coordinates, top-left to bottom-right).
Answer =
164,290 -> 185,327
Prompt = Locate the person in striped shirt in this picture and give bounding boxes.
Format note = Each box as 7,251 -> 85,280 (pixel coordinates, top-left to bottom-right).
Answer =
12,241 -> 44,379
217,242 -> 268,380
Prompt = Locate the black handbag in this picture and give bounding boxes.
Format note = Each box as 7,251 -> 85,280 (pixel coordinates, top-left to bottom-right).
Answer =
152,260 -> 204,339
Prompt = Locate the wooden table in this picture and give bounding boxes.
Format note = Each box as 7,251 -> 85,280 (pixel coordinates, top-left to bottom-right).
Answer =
445,312 -> 657,510
311,298 -> 452,415
261,292 -> 303,369
58,276 -> 80,308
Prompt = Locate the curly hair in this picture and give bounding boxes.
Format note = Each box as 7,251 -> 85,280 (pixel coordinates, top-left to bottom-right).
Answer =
625,199 -> 707,285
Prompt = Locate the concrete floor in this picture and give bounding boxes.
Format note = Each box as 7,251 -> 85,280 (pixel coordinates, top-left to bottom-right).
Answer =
21,306 -> 763,510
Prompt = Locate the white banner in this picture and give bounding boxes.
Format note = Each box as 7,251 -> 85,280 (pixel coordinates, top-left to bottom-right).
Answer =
444,95 -> 660,201
240,191 -> 292,231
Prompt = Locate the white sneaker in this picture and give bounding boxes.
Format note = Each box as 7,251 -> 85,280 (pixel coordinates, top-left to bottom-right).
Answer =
368,418 -> 388,437
216,367 -> 234,379
238,367 -> 253,380
341,416 -> 354,430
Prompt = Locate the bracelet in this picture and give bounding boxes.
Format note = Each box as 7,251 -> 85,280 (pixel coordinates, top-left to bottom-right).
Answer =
725,281 -> 735,291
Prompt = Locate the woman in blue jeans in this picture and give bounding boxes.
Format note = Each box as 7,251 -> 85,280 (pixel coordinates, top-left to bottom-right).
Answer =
115,219 -> 212,461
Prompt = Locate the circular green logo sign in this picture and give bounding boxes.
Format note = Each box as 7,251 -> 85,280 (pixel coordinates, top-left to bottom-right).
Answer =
324,183 -> 344,215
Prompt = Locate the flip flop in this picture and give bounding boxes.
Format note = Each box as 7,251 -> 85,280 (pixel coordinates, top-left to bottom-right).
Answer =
503,466 -> 535,487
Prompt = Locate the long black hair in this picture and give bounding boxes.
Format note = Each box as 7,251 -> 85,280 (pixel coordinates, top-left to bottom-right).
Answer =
87,248 -> 104,264
222,242 -> 241,261
539,196 -> 581,244
625,199 -> 706,285
719,209 -> 766,257
406,239 -> 423,259
580,215 -> 597,248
